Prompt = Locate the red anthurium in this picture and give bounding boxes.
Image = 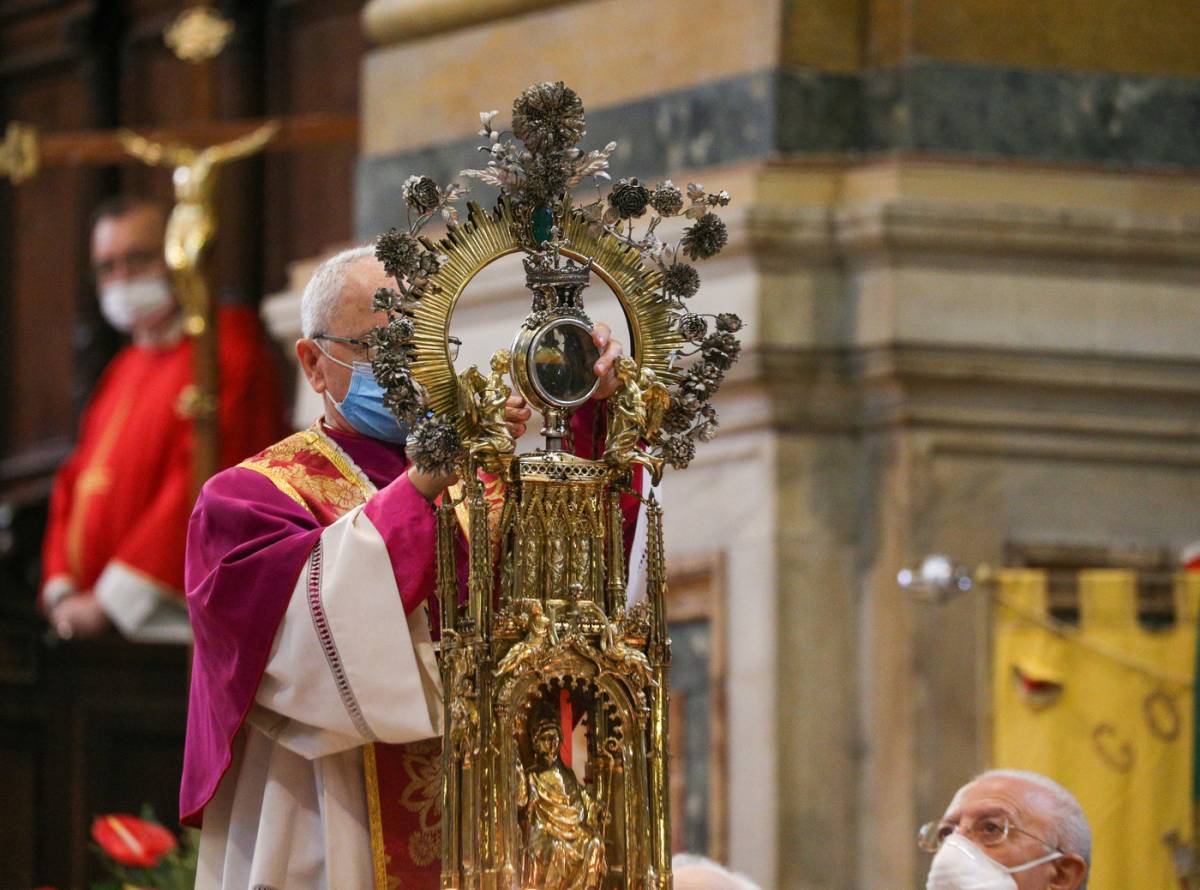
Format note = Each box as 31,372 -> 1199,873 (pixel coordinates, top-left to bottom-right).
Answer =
91,813 -> 178,867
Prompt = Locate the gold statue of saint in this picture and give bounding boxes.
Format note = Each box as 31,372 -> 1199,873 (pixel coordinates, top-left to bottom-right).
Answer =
604,355 -> 668,482
459,348 -> 516,462
118,122 -> 279,334
516,718 -> 608,890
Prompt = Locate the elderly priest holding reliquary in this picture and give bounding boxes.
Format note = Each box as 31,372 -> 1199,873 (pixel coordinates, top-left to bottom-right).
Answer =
183,82 -> 741,890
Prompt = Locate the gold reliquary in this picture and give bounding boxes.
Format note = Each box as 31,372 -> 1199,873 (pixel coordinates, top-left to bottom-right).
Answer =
369,82 -> 743,889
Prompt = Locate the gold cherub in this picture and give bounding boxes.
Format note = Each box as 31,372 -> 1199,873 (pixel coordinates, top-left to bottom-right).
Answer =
495,600 -> 554,679
604,355 -> 668,483
458,348 -> 516,465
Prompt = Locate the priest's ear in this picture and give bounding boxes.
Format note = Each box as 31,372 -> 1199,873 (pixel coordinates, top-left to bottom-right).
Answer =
296,338 -> 329,396
1048,854 -> 1087,890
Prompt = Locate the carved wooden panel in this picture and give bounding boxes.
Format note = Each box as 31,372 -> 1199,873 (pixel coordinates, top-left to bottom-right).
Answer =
0,0 -> 364,497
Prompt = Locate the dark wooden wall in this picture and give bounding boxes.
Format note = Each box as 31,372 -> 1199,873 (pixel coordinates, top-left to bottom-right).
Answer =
0,0 -> 363,502
0,2 -> 364,885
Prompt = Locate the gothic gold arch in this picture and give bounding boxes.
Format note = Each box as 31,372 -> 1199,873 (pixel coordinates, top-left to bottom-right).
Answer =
409,196 -> 687,436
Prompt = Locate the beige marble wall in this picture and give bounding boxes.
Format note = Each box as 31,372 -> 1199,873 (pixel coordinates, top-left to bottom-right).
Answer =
753,157 -> 1200,889
360,0 -> 782,157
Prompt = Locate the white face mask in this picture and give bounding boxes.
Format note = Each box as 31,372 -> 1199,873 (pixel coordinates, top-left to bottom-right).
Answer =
100,274 -> 173,332
927,834 -> 1062,890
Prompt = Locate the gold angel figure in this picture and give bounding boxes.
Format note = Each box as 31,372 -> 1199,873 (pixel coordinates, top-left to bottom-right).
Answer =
601,610 -> 657,691
458,348 -> 516,463
604,355 -> 667,483
118,122 -> 279,334
495,601 -> 553,679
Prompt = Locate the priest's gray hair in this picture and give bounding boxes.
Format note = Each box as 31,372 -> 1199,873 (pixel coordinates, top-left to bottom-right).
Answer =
300,244 -> 376,338
671,854 -> 761,890
968,769 -> 1091,887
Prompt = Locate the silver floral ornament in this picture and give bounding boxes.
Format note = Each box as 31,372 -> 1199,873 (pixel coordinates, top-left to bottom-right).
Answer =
376,228 -> 423,279
715,312 -> 743,333
701,331 -> 740,370
607,177 -> 651,219
649,181 -> 684,217
402,175 -> 442,214
511,81 -> 586,152
662,262 -> 700,299
661,435 -> 697,469
680,213 -> 728,260
677,313 -> 708,342
406,415 -> 463,475
661,402 -> 694,435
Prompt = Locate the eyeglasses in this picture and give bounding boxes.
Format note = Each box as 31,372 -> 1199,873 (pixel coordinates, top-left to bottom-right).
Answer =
918,815 -> 1061,855
92,248 -> 162,280
314,333 -> 461,362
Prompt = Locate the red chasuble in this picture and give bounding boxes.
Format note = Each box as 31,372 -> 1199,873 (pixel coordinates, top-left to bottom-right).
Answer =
41,305 -> 285,601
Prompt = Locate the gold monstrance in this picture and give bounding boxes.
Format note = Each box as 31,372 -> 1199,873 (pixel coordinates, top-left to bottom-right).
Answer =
372,82 -> 742,890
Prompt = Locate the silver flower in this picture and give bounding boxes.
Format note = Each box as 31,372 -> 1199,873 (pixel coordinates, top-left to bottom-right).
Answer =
406,415 -> 463,475
662,262 -> 700,299
680,214 -> 728,261
402,175 -> 442,214
650,181 -> 684,216
511,81 -> 586,152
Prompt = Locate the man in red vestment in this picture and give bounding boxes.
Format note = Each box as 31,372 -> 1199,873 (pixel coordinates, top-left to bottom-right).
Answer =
40,197 -> 286,643
182,246 -> 641,888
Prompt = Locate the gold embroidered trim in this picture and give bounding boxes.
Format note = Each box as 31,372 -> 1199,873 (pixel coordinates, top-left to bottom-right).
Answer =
363,743 -> 389,890
308,425 -> 376,497
237,462 -> 310,512
236,424 -> 377,516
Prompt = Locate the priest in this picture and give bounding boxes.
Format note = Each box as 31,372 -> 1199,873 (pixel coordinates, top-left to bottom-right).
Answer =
183,245 -> 640,888
40,196 -> 285,643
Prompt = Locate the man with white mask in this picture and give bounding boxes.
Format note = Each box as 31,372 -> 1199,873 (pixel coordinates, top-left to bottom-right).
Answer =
922,769 -> 1090,890
39,197 -> 285,642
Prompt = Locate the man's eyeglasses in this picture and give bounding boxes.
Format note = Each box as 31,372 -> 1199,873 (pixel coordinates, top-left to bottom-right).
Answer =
93,248 -> 162,280
315,333 -> 461,362
918,815 -> 1061,855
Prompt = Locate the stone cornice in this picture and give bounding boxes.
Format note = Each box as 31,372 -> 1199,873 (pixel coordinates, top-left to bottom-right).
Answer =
750,200 -> 1200,265
362,0 -> 577,45
759,343 -> 1200,453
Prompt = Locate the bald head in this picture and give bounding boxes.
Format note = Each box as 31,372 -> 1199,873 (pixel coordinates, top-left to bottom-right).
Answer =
941,770 -> 1090,890
299,245 -> 386,339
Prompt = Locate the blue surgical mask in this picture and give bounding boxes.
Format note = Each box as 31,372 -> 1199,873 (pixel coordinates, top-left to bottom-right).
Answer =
318,343 -> 410,444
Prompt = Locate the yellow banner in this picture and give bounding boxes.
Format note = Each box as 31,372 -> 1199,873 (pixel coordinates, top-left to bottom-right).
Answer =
992,570 -> 1197,889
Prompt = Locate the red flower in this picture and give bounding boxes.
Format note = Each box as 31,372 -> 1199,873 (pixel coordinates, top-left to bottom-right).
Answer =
91,813 -> 177,867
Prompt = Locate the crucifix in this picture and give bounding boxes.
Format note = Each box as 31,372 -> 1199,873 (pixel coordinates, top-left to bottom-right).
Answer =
119,121 -> 280,483
0,2 -> 356,490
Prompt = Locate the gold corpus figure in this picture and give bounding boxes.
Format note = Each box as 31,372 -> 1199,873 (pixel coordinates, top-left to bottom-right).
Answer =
516,718 -> 609,890
459,348 -> 516,463
604,355 -> 667,483
118,122 -> 279,336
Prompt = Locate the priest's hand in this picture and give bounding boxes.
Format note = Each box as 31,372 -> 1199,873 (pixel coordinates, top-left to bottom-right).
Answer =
591,322 -> 624,399
50,592 -> 111,640
505,394 -> 532,439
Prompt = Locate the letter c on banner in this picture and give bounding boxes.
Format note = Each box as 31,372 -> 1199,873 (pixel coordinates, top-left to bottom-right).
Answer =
1092,723 -> 1135,773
